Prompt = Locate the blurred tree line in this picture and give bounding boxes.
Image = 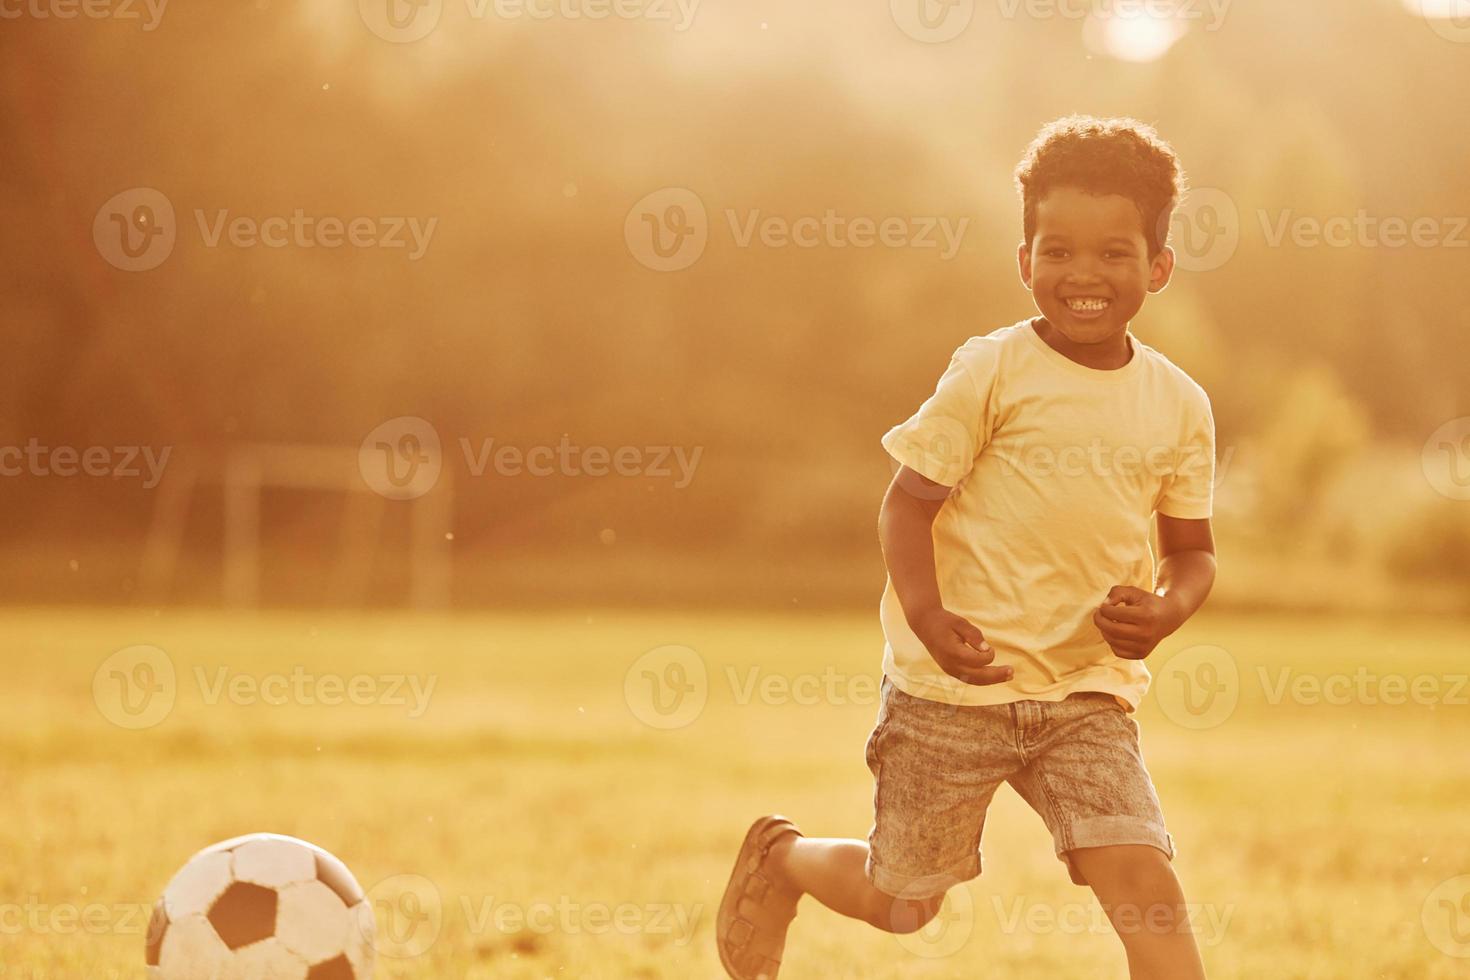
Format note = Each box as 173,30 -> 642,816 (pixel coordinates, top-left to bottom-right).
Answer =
1,0 -> 1466,610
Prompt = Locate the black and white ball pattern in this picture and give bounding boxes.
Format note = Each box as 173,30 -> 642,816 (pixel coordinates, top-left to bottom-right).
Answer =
147,834 -> 375,979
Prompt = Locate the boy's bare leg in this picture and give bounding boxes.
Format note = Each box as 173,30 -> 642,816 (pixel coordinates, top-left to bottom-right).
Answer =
1067,844 -> 1208,980
725,832 -> 948,974
765,835 -> 945,932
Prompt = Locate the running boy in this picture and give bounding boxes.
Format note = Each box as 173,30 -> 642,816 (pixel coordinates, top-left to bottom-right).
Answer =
717,115 -> 1217,980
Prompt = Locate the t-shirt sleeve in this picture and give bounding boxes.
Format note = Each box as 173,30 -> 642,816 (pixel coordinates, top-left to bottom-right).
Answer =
1156,385 -> 1215,519
880,342 -> 998,488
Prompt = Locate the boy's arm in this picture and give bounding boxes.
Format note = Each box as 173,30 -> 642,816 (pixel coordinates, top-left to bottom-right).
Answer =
879,465 -> 1013,686
1094,514 -> 1217,660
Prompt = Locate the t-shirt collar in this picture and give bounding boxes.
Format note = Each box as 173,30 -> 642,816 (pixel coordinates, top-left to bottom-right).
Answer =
1020,316 -> 1142,384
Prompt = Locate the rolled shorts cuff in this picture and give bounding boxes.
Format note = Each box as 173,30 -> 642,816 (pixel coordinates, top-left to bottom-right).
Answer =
1059,816 -> 1176,884
865,850 -> 981,900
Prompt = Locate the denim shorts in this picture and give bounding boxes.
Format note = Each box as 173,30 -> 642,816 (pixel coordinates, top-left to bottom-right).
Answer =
864,675 -> 1176,898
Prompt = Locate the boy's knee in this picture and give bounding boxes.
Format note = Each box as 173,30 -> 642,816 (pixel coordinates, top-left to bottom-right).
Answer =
1072,844 -> 1176,894
867,890 -> 946,934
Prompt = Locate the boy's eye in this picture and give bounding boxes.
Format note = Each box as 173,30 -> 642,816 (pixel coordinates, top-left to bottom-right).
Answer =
1043,248 -> 1133,259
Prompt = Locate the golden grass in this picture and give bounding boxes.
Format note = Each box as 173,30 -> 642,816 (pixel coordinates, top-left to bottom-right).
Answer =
5,607 -> 1470,978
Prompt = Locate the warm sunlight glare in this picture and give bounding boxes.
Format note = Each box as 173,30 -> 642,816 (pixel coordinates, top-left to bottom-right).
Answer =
1084,9 -> 1189,63
1406,0 -> 1470,18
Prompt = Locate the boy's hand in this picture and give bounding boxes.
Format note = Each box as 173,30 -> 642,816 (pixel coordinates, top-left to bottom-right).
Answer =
1093,585 -> 1182,660
910,607 -> 1014,686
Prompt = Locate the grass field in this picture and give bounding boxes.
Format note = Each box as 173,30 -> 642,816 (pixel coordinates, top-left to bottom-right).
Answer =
6,606 -> 1470,979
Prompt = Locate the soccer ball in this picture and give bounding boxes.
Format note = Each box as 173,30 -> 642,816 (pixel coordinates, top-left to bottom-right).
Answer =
147,833 -> 376,979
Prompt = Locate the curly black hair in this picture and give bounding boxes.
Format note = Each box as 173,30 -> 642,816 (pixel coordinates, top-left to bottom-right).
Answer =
1014,115 -> 1187,258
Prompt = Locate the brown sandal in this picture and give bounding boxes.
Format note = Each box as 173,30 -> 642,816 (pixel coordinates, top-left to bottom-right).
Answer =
717,815 -> 802,980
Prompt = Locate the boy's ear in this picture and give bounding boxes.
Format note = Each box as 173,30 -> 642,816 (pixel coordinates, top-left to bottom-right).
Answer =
1148,245 -> 1176,293
1017,241 -> 1033,289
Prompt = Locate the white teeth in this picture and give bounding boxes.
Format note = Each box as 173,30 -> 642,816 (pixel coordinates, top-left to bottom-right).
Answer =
1065,297 -> 1110,312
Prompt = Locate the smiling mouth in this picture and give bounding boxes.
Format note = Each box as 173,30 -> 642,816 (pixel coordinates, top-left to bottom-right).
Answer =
1062,297 -> 1111,316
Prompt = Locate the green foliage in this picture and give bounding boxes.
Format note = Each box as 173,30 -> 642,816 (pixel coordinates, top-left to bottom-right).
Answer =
1249,361 -> 1372,543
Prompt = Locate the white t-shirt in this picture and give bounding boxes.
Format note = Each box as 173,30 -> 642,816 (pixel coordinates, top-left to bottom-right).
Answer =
879,316 -> 1215,711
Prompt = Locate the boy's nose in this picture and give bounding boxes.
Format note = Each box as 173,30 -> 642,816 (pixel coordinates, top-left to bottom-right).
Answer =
1064,259 -> 1103,279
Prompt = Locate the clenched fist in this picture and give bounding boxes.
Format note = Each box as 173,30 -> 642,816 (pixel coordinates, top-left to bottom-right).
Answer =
1094,585 -> 1184,660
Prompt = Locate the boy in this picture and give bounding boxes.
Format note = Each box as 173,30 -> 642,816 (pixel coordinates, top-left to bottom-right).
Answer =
716,115 -> 1217,980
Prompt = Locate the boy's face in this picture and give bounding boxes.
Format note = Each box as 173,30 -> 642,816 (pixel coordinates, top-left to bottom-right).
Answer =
1016,186 -> 1174,346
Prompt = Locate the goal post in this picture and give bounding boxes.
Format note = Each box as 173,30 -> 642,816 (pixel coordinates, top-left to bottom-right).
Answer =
140,442 -> 452,609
